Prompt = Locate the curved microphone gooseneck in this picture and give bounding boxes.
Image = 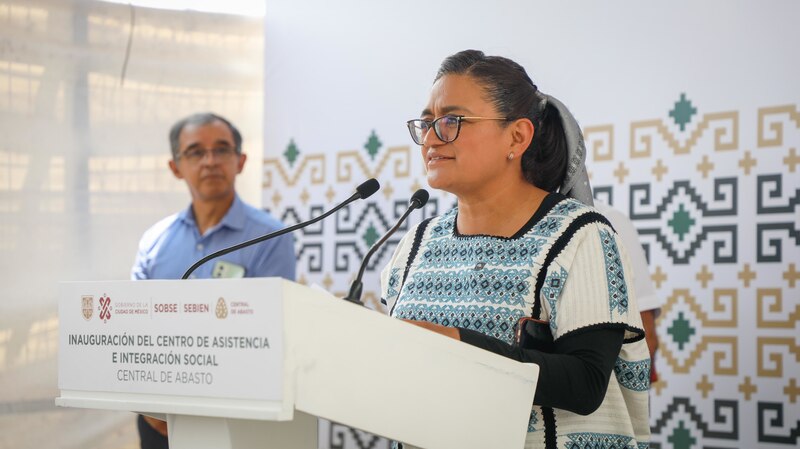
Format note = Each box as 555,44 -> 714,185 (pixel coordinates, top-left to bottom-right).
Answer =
181,178 -> 381,279
343,189 -> 429,305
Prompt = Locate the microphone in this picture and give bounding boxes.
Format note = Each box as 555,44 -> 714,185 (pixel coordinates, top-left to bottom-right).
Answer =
343,189 -> 429,305
181,178 -> 380,279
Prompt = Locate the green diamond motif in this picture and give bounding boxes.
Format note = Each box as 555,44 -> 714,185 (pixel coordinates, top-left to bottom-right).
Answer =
669,93 -> 697,132
364,130 -> 382,160
363,223 -> 380,247
668,204 -> 695,241
668,421 -> 697,449
284,139 -> 300,167
668,312 -> 695,350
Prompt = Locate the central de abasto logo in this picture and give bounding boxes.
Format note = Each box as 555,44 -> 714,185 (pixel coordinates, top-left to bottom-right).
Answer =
81,295 -> 93,320
98,294 -> 112,323
215,297 -> 228,319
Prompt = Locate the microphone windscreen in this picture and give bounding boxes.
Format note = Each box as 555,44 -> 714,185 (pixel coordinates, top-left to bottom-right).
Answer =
356,178 -> 380,199
409,189 -> 429,209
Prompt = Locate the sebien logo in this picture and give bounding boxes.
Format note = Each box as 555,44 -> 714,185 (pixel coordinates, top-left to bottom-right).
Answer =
184,303 -> 209,313
98,294 -> 112,323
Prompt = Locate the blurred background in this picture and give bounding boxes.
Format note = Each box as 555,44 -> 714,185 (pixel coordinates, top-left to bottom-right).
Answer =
0,1 -> 264,447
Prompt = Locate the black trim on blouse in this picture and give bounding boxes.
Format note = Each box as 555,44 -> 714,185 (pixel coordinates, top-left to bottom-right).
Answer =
451,192 -> 564,240
532,209 -> 612,319
388,217 -> 434,316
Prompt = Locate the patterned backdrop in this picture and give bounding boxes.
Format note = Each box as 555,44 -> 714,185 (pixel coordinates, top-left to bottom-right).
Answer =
263,97 -> 799,448
587,97 -> 799,449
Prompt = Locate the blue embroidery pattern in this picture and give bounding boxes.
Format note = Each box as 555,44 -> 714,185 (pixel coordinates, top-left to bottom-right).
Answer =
531,216 -> 564,237
419,236 -> 547,270
392,303 -> 524,344
541,266 -> 568,334
614,357 -> 651,392
551,199 -> 583,216
599,229 -> 629,316
564,432 -> 637,449
429,209 -> 457,238
403,268 -> 532,305
386,267 -> 401,301
528,408 -> 539,432
421,209 -> 549,270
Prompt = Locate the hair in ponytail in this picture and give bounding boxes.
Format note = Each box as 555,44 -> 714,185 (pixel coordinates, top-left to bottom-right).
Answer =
521,101 -> 567,191
435,50 -> 568,191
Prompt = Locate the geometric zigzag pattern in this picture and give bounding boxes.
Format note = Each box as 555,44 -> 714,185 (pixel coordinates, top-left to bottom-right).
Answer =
627,179 -> 738,264
589,99 -> 800,448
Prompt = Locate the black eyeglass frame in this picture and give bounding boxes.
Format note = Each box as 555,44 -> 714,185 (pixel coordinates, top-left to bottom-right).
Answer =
175,146 -> 240,163
405,115 -> 512,145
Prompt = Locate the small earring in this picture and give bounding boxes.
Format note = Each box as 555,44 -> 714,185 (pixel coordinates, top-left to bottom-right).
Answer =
507,152 -> 514,160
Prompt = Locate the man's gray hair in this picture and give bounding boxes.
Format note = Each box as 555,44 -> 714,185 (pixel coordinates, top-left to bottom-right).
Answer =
169,112 -> 242,160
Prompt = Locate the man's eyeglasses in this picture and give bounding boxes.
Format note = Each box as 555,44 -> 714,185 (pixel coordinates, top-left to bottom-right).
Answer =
406,115 -> 511,145
177,147 -> 238,163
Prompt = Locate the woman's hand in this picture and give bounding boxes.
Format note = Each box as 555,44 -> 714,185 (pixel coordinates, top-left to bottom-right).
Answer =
403,320 -> 461,340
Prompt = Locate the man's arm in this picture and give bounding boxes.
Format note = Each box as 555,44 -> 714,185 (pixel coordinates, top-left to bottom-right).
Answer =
641,308 -> 659,382
131,235 -> 150,280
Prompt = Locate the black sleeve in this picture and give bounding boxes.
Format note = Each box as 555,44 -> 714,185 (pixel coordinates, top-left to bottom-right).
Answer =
458,326 -> 625,415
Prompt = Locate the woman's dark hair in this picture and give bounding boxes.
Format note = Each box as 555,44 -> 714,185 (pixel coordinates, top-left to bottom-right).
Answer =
435,50 -> 567,191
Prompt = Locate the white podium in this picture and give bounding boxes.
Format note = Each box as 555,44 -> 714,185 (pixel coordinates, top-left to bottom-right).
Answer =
57,278 -> 538,449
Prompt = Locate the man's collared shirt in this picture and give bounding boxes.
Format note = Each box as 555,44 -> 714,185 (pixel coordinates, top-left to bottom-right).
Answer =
132,194 -> 296,280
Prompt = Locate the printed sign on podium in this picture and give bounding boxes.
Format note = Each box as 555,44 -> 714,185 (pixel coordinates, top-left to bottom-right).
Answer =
59,280 -> 284,401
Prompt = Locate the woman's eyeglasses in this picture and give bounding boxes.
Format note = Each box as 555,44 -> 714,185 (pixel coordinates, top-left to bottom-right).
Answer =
406,115 -> 510,145
177,146 -> 238,163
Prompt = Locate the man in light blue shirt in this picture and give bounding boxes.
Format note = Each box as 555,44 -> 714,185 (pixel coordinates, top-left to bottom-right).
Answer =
131,112 -> 295,448
132,193 -> 295,280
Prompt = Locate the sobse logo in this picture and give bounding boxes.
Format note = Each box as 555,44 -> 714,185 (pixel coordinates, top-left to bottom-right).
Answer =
81,295 -> 93,320
98,294 -> 112,323
153,303 -> 178,313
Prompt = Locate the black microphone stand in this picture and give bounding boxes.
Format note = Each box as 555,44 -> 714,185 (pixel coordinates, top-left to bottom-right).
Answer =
343,189 -> 429,305
181,179 -> 380,279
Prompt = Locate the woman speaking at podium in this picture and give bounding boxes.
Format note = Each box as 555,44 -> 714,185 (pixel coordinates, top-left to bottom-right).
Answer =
380,50 -> 651,448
